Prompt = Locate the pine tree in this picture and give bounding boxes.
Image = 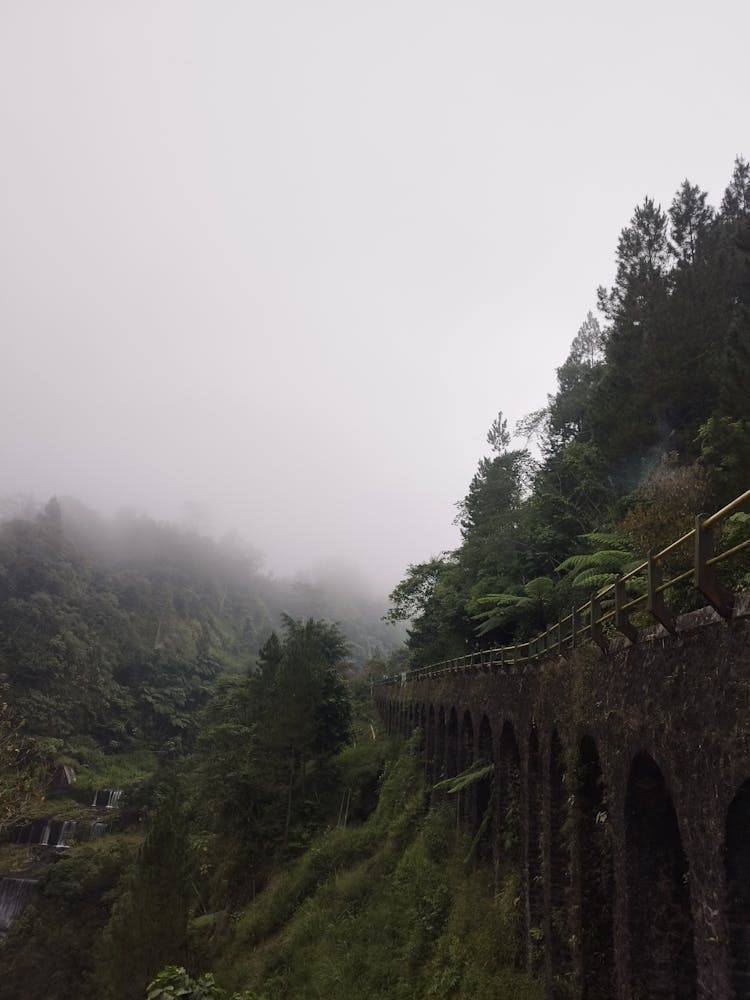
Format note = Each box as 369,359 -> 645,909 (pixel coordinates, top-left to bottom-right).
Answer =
669,180 -> 714,266
721,156 -> 750,224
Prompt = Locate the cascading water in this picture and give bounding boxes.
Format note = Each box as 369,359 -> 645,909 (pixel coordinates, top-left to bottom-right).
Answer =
10,818 -> 80,848
55,820 -> 76,848
0,878 -> 39,931
92,789 -> 123,809
90,821 -> 107,839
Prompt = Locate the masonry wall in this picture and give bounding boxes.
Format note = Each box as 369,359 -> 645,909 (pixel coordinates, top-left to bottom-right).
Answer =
375,604 -> 750,1000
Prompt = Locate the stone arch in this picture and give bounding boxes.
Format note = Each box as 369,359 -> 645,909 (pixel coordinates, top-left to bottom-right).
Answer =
526,724 -> 543,971
425,704 -> 436,787
435,706 -> 447,785
476,715 -> 494,859
577,734 -> 614,999
498,721 -> 522,865
497,720 -> 523,965
625,751 -> 696,999
459,709 -> 475,829
446,707 -> 459,780
726,779 -> 750,999
548,730 -> 571,998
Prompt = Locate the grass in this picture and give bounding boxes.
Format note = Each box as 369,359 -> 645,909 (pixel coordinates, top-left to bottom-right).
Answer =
209,737 -> 543,1000
64,744 -> 158,792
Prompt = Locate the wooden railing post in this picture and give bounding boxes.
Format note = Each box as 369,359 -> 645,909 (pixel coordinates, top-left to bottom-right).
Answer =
695,515 -> 734,619
590,594 -> 608,652
614,576 -> 637,643
647,548 -> 675,633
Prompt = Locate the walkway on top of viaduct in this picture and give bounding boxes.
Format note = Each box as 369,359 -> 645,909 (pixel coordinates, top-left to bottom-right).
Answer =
376,597 -> 750,1000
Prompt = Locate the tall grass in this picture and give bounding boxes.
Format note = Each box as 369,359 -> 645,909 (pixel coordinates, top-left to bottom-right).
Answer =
212,737 -> 543,1000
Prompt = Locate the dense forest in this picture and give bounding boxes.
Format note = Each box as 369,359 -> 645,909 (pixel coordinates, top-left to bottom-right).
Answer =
0,495 -> 400,743
0,156 -> 747,1000
387,156 -> 750,665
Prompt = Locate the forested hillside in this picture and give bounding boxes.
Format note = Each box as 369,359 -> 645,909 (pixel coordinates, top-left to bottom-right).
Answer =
0,156 -> 747,1000
387,157 -> 750,665
0,496 -> 399,746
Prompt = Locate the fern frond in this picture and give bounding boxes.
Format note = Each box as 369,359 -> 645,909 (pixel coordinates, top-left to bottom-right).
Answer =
523,576 -> 555,599
472,593 -> 525,607
557,553 -> 596,573
570,571 -> 618,591
433,761 -> 494,795
580,531 -> 631,548
558,550 -> 633,574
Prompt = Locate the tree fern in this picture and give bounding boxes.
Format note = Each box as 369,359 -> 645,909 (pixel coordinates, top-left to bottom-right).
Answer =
470,577 -> 554,637
556,531 -> 640,596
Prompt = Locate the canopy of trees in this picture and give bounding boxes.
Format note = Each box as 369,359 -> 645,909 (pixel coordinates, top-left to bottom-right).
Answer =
388,157 -> 750,662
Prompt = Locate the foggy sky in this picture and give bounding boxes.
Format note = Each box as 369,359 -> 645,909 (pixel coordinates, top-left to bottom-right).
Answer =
1,1 -> 748,592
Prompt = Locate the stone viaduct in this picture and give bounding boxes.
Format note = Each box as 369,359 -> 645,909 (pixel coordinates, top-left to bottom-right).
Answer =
375,598 -> 750,1000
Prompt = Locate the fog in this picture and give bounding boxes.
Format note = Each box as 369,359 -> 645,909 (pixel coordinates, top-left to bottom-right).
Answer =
1,1 -> 747,593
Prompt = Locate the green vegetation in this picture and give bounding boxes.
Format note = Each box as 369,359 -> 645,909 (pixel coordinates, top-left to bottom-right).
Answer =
0,155 -> 747,999
145,966 -> 260,1000
0,496 -> 398,749
209,738 -> 540,1000
387,156 -> 750,662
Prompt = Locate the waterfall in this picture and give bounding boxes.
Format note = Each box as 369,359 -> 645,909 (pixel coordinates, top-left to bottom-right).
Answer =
90,821 -> 107,839
92,789 -> 123,809
0,878 -> 39,931
106,789 -> 122,809
38,821 -> 51,847
55,820 -> 77,848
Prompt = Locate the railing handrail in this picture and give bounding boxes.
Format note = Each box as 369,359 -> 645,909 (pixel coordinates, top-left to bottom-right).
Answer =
379,487 -> 750,686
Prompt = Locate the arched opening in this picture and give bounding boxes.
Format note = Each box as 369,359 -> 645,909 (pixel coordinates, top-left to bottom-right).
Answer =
577,735 -> 614,999
727,779 -> 750,999
548,730 -> 571,998
498,721 -> 522,866
527,725 -> 543,971
435,706 -> 447,786
426,705 -> 436,787
446,708 -> 459,781
476,716 -> 494,860
626,752 -> 695,999
498,721 -> 523,965
459,710 -> 475,829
